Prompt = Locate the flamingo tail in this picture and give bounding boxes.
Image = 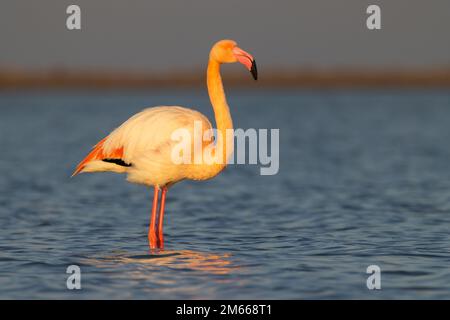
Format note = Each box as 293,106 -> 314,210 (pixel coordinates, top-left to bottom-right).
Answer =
71,137 -> 107,177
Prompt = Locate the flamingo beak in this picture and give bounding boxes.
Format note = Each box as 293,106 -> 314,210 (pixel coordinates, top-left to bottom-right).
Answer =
250,60 -> 258,80
233,47 -> 258,80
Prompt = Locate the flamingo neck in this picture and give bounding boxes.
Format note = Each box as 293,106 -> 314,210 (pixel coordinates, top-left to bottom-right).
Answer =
207,58 -> 234,167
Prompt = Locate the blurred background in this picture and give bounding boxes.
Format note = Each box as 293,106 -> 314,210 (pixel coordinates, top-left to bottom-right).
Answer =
1,0 -> 450,88
1,1 -> 450,299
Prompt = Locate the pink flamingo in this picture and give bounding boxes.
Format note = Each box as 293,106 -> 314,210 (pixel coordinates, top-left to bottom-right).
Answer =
72,40 -> 257,249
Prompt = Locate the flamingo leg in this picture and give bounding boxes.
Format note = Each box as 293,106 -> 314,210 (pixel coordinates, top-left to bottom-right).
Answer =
157,187 -> 168,249
148,186 -> 159,249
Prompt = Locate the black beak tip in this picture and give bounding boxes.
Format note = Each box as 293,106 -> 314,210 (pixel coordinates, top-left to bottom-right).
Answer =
250,60 -> 258,80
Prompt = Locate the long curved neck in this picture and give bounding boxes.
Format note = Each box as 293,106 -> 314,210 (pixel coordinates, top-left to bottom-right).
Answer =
207,58 -> 234,165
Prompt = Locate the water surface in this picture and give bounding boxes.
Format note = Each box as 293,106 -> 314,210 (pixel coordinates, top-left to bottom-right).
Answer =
0,89 -> 449,299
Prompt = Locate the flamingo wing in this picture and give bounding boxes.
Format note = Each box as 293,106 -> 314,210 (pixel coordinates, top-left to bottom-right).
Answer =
72,106 -> 212,185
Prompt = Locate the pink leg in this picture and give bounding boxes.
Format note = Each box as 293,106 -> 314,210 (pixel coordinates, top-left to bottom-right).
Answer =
148,186 -> 159,249
157,187 -> 168,249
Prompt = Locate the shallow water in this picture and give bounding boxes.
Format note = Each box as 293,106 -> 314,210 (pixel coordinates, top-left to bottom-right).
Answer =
0,89 -> 449,299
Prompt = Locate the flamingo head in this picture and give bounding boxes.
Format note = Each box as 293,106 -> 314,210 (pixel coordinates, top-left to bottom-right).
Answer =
210,39 -> 257,80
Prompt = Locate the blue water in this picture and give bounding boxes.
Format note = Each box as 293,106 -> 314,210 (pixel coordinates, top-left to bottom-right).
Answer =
0,89 -> 449,299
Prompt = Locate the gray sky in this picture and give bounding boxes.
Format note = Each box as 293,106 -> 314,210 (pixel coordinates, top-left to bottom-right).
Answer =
1,0 -> 449,71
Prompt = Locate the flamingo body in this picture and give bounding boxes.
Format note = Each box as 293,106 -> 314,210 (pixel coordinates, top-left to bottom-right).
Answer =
73,39 -> 257,249
74,106 -> 213,187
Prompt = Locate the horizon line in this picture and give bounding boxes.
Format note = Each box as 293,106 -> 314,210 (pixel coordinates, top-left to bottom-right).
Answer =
1,67 -> 450,89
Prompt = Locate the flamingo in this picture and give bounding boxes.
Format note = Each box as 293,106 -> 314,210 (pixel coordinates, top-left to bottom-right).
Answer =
72,39 -> 257,249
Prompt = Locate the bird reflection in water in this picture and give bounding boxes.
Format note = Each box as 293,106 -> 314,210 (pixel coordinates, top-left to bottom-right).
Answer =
84,250 -> 239,276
